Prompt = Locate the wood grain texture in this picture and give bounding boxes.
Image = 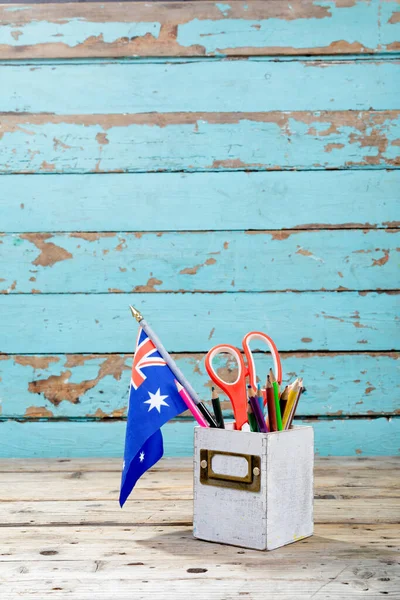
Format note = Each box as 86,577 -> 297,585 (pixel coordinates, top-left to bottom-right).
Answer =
1,229 -> 398,294
0,419 -> 398,458
1,456 -> 398,472
0,0 -> 399,58
0,353 -> 398,419
1,528 -> 399,598
1,111 -> 399,173
1,171 -> 399,233
2,460 -> 399,500
0,292 -> 398,353
0,458 -> 398,599
2,60 -> 400,114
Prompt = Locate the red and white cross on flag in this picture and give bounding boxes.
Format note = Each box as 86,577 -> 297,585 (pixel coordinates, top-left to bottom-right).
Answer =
131,327 -> 166,390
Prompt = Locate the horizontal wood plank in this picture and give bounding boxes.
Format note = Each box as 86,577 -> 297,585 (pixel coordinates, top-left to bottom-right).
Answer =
1,571 -> 397,600
2,60 -> 400,113
0,353 -> 398,419
1,495 -> 399,526
1,464 -> 399,501
1,229 -> 399,294
2,456 -> 399,472
2,111 -> 399,173
1,523 -> 398,557
0,292 -> 398,353
0,1 -> 399,58
1,171 -> 399,232
0,419 -> 398,458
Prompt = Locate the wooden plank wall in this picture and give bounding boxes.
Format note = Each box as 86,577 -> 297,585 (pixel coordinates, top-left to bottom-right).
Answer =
0,0 -> 399,457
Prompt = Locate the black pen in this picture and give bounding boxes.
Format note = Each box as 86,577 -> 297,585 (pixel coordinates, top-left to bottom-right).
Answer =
211,387 -> 225,429
197,400 -> 218,428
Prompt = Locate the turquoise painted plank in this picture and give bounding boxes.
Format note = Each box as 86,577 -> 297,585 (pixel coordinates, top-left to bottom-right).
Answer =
0,292 -> 398,353
0,353 -> 398,419
1,229 -> 399,294
1,61 -> 400,113
0,418 -> 398,458
1,111 -> 399,173
177,1 -> 400,56
0,1 -> 398,58
1,171 -> 399,232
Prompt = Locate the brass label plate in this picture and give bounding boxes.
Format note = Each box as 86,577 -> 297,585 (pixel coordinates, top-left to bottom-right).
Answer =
199,449 -> 261,492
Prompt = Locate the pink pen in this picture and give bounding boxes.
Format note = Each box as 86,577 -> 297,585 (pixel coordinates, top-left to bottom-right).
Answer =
175,380 -> 209,427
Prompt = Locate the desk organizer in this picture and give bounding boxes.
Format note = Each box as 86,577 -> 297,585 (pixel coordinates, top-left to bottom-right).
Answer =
193,425 -> 314,551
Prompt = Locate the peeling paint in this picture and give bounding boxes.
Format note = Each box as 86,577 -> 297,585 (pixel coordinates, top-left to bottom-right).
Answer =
27,354 -> 130,406
372,249 -> 390,267
132,277 -> 163,292
180,256 -> 216,275
25,405 -> 54,418
14,356 -> 59,369
70,232 -> 115,242
20,233 -> 72,267
53,137 -> 71,151
296,247 -> 313,257
96,132 -> 109,146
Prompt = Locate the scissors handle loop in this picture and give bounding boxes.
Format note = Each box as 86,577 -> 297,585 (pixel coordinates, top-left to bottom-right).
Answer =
243,331 -> 282,387
204,344 -> 248,430
205,344 -> 245,390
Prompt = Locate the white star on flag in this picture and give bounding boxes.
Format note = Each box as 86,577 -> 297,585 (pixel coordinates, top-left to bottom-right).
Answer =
139,452 -> 145,462
144,388 -> 169,413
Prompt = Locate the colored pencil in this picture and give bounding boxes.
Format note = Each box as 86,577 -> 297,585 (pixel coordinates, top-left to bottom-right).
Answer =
211,386 -> 225,429
266,375 -> 278,432
279,385 -> 289,417
286,379 -> 304,429
257,383 -> 264,414
270,369 -> 283,431
248,386 -> 268,433
175,380 -> 209,427
282,379 -> 301,429
247,399 -> 258,432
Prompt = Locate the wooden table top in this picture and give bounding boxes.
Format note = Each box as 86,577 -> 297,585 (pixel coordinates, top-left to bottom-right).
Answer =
0,457 -> 399,599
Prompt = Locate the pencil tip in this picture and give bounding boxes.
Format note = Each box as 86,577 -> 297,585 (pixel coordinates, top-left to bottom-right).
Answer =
174,379 -> 183,391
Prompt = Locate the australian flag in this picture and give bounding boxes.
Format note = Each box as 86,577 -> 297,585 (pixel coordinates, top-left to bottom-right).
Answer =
119,327 -> 188,506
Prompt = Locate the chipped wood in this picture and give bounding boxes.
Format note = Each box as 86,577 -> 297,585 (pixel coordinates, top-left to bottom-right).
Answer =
0,352 -> 398,419
1,110 -> 399,174
0,1 -> 398,59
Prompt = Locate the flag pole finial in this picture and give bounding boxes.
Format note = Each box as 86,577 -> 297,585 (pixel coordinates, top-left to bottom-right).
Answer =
129,305 -> 143,322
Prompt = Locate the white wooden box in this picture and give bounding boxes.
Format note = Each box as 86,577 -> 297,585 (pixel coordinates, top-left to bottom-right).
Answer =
193,425 -> 314,551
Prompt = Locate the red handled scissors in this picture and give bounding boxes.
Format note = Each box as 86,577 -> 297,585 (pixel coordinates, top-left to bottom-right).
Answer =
205,332 -> 282,430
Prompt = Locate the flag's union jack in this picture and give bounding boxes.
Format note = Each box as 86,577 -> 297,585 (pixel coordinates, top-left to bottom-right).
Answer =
131,328 -> 166,390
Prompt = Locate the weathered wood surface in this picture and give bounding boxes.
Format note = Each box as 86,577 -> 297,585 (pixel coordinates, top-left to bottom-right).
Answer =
1,229 -> 398,294
0,419 -> 398,458
1,455 -> 399,472
1,292 -> 398,353
0,458 -> 398,600
1,110 -> 399,173
4,61 -> 399,114
1,171 -> 398,233
0,353 -> 398,419
0,1 -> 399,58
0,1 -> 398,458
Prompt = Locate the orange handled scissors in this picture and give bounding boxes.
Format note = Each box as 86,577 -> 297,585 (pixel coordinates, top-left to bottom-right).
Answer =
205,332 -> 282,430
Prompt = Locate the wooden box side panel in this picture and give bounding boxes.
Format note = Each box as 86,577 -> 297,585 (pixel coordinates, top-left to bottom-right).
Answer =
266,427 -> 314,550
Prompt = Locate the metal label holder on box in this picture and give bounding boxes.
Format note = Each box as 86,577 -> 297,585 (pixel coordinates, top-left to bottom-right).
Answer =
193,425 -> 314,551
